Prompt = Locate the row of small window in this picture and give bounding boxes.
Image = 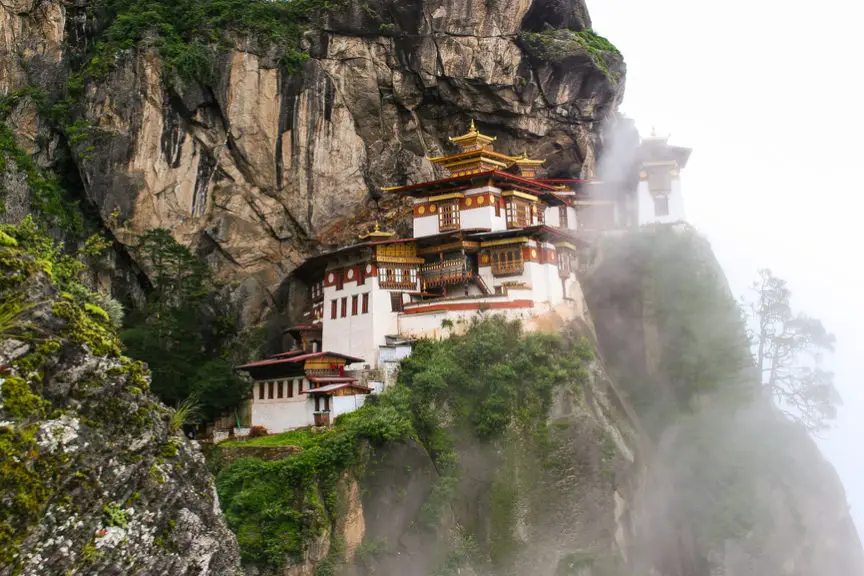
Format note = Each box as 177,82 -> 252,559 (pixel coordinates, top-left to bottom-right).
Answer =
331,294 -> 370,319
258,379 -> 304,400
436,198 -> 546,230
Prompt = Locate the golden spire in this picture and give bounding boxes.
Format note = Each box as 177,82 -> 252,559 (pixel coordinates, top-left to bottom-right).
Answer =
359,220 -> 395,240
448,119 -> 496,152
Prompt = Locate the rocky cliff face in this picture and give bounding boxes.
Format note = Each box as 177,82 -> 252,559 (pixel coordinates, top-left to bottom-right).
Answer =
1,0 -> 623,325
0,226 -> 243,575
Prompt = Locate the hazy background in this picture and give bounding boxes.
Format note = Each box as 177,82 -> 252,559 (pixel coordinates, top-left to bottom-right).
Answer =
589,0 -> 864,528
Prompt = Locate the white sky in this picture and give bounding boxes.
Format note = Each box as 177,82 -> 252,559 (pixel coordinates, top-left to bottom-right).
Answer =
588,0 -> 864,528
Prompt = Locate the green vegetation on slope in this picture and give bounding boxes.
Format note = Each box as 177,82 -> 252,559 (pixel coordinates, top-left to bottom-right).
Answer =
520,29 -> 622,81
120,229 -> 250,422
0,120 -> 83,232
215,315 -> 592,570
216,393 -> 414,566
81,0 -> 339,84
586,225 -> 752,434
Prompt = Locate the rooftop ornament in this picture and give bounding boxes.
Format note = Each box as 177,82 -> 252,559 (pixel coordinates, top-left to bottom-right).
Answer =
358,221 -> 396,240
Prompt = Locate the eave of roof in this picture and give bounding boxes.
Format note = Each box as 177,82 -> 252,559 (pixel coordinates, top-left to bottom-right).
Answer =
236,351 -> 365,370
301,382 -> 372,394
387,170 -> 558,195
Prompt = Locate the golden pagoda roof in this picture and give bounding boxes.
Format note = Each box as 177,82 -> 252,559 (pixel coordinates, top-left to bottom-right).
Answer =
511,151 -> 545,166
358,221 -> 396,240
447,120 -> 497,151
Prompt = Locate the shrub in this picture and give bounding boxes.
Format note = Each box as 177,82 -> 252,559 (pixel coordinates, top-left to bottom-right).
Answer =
247,425 -> 269,439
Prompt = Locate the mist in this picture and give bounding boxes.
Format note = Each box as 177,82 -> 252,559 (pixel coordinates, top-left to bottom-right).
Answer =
588,0 -> 864,531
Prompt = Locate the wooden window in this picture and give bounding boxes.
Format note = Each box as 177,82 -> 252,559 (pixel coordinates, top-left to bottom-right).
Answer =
268,381 -> 274,399
341,297 -> 347,317
362,293 -> 369,314
378,266 -> 417,290
287,379 -> 294,398
495,197 -> 501,217
390,293 -> 403,312
324,396 -> 331,411
330,300 -> 337,319
311,281 -> 323,302
351,295 -> 358,315
277,380 -> 284,399
298,378 -> 304,393
653,195 -> 669,217
559,206 -> 569,228
491,247 -> 524,276
258,382 -> 265,400
438,201 -> 460,231
505,199 -> 531,228
335,271 -> 344,291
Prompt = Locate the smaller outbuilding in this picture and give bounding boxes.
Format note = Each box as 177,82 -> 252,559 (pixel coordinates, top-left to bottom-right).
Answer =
236,351 -> 370,432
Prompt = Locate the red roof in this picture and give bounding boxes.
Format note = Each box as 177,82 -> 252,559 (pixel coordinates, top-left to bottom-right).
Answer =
389,170 -> 559,194
236,351 -> 365,370
301,382 -> 372,394
271,349 -> 306,358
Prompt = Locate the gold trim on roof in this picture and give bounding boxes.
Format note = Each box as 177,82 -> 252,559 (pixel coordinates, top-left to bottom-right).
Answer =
502,190 -> 540,202
480,237 -> 530,248
358,221 -> 396,239
417,241 -> 481,255
427,192 -> 465,202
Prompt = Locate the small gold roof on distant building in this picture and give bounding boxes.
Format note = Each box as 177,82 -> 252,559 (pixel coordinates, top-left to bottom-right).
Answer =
358,221 -> 395,240
447,120 -> 497,152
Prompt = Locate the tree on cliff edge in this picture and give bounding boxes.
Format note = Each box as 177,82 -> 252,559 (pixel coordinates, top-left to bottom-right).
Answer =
745,269 -> 841,432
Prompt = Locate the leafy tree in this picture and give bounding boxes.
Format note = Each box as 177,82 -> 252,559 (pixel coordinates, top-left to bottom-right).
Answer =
744,269 -> 840,432
121,229 -> 247,421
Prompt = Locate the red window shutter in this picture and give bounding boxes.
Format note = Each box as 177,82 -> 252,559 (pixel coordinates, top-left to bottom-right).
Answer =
330,300 -> 337,319
352,295 -> 358,315
362,293 -> 369,314
341,297 -> 347,317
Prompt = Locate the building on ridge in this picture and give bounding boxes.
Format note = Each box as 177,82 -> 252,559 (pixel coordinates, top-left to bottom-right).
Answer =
233,121 -> 691,435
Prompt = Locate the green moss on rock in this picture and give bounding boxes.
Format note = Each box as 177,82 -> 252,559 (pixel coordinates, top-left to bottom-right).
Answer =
520,29 -> 622,81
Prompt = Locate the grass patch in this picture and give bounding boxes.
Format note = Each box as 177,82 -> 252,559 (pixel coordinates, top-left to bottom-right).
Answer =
220,427 -> 323,448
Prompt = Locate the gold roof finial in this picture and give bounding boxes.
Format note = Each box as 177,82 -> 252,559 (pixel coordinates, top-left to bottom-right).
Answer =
359,220 -> 395,240
448,119 -> 496,151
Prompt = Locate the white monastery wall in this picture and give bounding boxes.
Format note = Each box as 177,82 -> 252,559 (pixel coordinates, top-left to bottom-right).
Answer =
250,392 -> 315,433
413,214 -> 438,237
460,204 -> 496,230
371,281 -> 400,365
322,280 -> 379,367
544,206 -> 560,227
637,179 -> 685,225
332,394 -> 367,419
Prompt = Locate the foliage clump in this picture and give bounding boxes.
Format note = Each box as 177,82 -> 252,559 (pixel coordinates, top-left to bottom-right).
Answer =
80,0 -> 339,84
520,29 -> 622,81
120,229 -> 248,422
0,121 -> 83,231
216,390 -> 414,566
217,315 -> 592,570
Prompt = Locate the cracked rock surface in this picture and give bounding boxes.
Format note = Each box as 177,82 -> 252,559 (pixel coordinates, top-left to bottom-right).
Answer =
1,0 -> 624,326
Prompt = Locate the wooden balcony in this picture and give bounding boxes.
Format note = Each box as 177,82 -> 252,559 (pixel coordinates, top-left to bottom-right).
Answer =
491,261 -> 524,277
421,259 -> 471,288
